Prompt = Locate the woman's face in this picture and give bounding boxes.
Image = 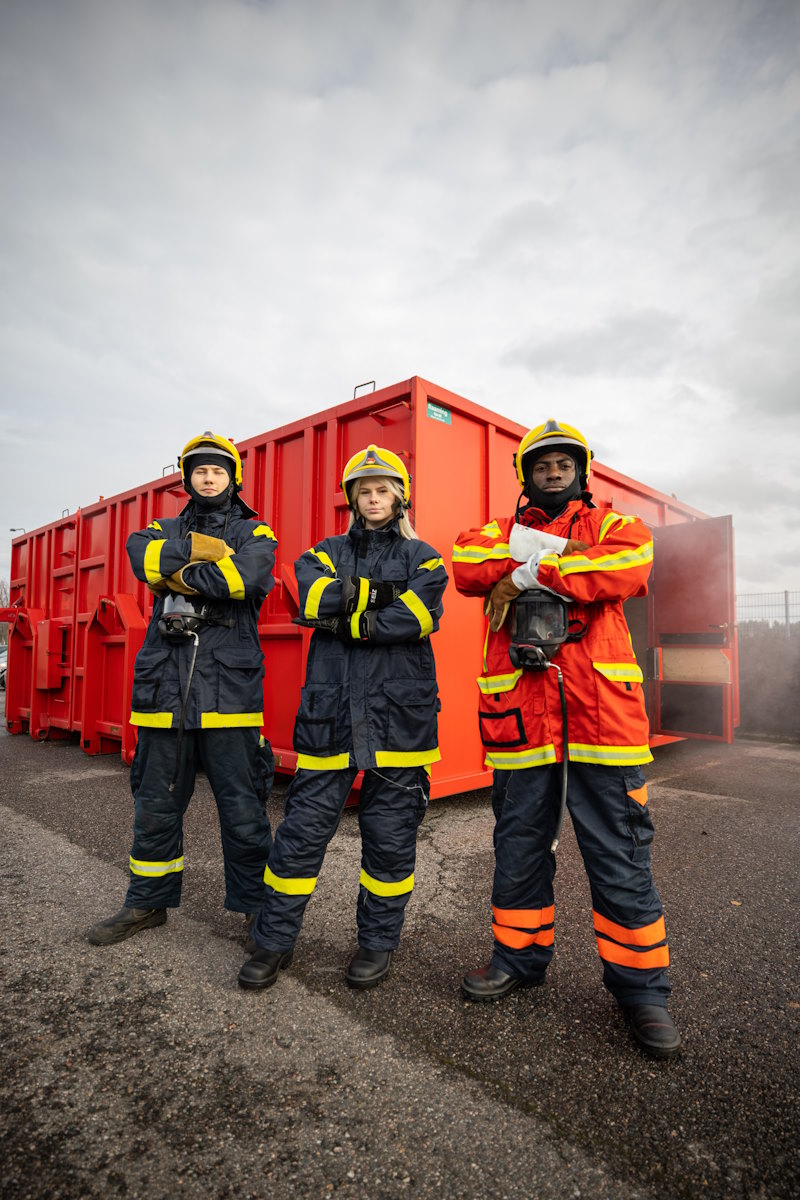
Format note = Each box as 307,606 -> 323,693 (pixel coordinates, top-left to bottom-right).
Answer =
356,477 -> 396,529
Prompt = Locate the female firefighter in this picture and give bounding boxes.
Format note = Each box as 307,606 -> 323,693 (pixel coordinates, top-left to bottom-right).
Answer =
239,445 -> 448,992
452,419 -> 681,1058
87,432 -> 277,946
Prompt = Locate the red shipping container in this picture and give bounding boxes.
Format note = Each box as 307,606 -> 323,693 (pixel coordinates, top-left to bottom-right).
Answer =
2,377 -> 738,797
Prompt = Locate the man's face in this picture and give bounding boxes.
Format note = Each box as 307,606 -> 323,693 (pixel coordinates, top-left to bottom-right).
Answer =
190,464 -> 230,497
530,451 -> 577,493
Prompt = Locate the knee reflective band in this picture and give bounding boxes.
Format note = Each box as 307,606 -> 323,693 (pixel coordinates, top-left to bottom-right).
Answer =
593,911 -> 669,970
264,865 -> 317,895
360,869 -> 414,897
492,905 -> 555,949
129,856 -> 184,877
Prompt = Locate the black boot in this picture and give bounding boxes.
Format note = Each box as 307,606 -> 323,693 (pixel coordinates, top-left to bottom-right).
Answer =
461,963 -> 543,1002
87,906 -> 167,946
243,913 -> 257,955
345,947 -> 393,990
238,948 -> 294,991
625,1004 -> 681,1058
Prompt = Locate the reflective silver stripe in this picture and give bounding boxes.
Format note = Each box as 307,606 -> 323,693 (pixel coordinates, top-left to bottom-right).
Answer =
129,855 -> 184,877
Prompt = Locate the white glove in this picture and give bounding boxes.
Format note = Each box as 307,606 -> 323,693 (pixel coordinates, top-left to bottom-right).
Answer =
511,551 -> 573,600
508,523 -> 568,562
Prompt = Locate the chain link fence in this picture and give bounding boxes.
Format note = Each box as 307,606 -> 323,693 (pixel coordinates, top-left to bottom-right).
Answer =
736,590 -> 800,637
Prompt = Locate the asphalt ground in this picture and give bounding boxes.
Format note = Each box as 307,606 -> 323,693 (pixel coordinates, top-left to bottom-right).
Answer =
0,699 -> 798,1200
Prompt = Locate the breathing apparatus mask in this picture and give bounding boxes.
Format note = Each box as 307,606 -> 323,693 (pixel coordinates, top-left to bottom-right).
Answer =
158,594 -> 210,642
508,591 -> 570,671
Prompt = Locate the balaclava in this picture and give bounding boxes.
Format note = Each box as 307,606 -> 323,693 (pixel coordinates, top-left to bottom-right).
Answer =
184,453 -> 235,512
524,445 -> 584,517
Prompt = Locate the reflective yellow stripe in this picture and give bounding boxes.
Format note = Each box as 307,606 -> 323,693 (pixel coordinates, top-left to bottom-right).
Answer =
200,711 -> 264,728
130,710 -> 174,728
481,521 -> 502,537
253,523 -> 277,540
147,520 -> 163,531
477,670 -> 523,695
485,744 -> 558,770
350,611 -> 362,638
296,752 -> 351,770
419,557 -> 444,571
375,748 -> 441,767
216,555 -> 246,599
143,539 -> 166,585
452,543 -> 511,563
558,541 -> 653,577
568,742 -> 653,765
309,548 -> 336,573
399,590 -> 433,637
360,868 -> 414,897
264,865 -> 317,895
593,662 -> 644,683
305,575 -> 336,619
599,512 -> 634,542
355,577 -> 370,614
129,855 -> 184,877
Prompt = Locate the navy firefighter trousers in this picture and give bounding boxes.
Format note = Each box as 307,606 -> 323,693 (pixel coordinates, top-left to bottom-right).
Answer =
252,764 -> 429,953
489,761 -> 671,1007
125,726 -> 274,914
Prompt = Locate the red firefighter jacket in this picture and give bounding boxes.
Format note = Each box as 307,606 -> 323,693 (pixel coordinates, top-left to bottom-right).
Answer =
452,500 -> 653,769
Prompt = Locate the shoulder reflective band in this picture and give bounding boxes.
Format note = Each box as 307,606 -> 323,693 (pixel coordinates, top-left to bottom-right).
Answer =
309,548 -> 336,573
598,512 -> 635,542
253,524 -> 277,540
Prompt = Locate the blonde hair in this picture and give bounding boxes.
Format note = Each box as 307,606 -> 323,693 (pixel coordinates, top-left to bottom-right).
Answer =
346,476 -> 418,540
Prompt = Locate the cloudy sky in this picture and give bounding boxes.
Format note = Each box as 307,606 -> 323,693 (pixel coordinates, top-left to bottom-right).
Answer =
2,0 -> 799,597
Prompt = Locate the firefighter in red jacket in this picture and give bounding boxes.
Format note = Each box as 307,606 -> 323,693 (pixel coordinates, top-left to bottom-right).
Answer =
452,419 -> 680,1058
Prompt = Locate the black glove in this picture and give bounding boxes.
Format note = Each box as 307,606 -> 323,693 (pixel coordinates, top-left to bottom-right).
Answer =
337,610 -> 377,643
292,615 -> 344,636
340,576 -> 403,615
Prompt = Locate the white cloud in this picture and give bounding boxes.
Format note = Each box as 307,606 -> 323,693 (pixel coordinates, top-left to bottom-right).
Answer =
1,0 -> 799,601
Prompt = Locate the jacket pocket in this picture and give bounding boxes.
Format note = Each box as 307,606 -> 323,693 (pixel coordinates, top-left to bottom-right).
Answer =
477,672 -> 528,748
383,679 -> 439,751
213,646 -> 265,714
293,684 -> 341,755
131,644 -> 175,712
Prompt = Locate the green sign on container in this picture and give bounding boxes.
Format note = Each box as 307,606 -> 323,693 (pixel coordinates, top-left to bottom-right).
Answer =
427,401 -> 451,425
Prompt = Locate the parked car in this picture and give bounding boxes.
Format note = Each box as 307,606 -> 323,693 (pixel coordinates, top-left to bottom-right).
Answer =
0,646 -> 6,691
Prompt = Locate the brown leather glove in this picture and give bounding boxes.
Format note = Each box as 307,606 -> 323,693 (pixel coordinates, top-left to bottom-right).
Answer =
563,538 -> 589,554
165,566 -> 200,596
484,574 -> 522,633
188,532 -> 235,562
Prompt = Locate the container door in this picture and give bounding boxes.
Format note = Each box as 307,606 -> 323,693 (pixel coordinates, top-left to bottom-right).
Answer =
650,515 -> 736,742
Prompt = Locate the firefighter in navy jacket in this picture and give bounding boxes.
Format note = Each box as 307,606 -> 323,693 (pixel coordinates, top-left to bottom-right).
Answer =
88,432 -> 277,946
452,420 -> 681,1058
239,445 -> 448,992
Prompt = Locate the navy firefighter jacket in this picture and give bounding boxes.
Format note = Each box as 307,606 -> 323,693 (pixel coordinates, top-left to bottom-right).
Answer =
294,519 -> 448,772
127,499 -> 277,730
